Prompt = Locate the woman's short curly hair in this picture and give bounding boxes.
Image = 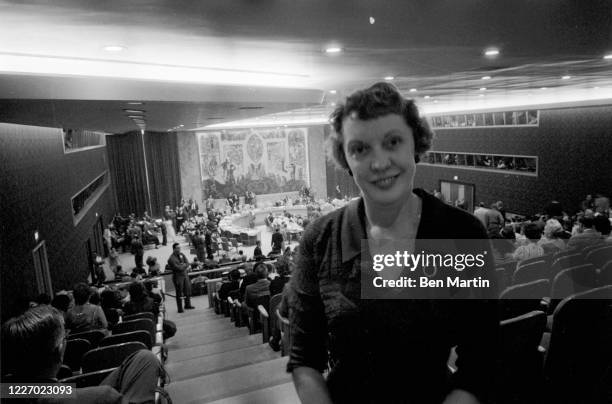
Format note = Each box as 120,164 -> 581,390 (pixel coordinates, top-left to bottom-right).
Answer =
327,82 -> 434,169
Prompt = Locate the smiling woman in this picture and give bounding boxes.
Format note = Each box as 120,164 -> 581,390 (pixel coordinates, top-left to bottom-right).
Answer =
287,82 -> 498,404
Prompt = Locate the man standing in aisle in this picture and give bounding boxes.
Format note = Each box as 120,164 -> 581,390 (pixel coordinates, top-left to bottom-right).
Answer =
167,243 -> 195,313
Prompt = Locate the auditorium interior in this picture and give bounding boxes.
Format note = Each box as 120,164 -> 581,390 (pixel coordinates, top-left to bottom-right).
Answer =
1,1 -> 612,403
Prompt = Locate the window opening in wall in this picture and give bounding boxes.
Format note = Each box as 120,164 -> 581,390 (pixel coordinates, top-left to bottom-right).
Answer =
71,171 -> 110,225
429,109 -> 539,129
422,151 -> 538,176
63,129 -> 107,153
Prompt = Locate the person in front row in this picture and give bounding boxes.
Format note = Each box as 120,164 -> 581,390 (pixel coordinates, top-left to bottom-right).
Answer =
2,305 -> 163,403
287,82 -> 498,404
167,243 -> 195,313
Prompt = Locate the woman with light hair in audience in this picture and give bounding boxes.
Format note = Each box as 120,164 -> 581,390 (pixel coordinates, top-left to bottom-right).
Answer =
537,219 -> 566,254
287,82 -> 497,404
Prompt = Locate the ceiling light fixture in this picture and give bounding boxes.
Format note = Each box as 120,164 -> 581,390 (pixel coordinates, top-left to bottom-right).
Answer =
561,75 -> 571,80
484,48 -> 499,56
424,95 -> 431,99
329,90 -> 337,94
123,109 -> 145,114
369,17 -> 375,24
409,88 -> 417,92
325,47 -> 342,53
604,54 -> 612,60
482,76 -> 491,80
127,102 -> 143,105
540,87 -> 547,90
128,115 -> 145,119
479,87 -> 487,91
103,45 -> 125,52
384,76 -> 394,81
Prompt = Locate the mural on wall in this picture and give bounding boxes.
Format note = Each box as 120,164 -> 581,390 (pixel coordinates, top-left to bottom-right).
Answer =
197,128 -> 309,198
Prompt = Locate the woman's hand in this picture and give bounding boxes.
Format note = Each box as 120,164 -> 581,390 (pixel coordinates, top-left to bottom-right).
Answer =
442,389 -> 480,404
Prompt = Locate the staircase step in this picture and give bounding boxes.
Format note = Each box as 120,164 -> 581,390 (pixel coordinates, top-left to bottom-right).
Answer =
165,357 -> 291,404
166,344 -> 281,381
166,328 -> 249,350
168,334 -> 263,363
206,382 -> 299,404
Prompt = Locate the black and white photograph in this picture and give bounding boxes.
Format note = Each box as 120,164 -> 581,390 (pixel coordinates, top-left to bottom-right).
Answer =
1,1 -> 612,403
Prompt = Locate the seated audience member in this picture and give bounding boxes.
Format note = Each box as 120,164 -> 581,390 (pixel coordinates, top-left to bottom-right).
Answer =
123,282 -> 156,317
537,219 -> 567,253
270,260 -> 291,296
100,288 -> 123,328
593,215 -> 611,242
205,255 -> 220,269
512,223 -> 545,262
568,216 -> 602,249
146,256 -> 161,276
244,263 -> 271,308
89,288 -> 101,306
51,293 -> 72,319
491,227 -> 517,266
218,269 -> 241,301
2,305 -> 163,402
219,253 -> 231,264
66,283 -> 108,334
237,250 -> 247,262
238,265 -> 260,302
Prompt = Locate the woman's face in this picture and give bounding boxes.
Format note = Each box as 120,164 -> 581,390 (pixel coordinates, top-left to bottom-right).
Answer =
342,113 -> 416,206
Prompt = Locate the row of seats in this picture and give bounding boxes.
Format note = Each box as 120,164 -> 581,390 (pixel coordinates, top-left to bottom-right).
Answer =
206,274 -> 291,355
497,285 -> 612,403
58,284 -> 168,402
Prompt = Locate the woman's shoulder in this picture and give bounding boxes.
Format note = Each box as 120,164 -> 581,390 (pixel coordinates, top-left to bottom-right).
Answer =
416,189 -> 487,238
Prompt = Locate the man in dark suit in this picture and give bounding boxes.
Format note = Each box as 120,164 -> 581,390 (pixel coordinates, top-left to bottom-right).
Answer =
271,227 -> 283,255
167,243 -> 195,313
218,269 -> 241,301
244,263 -> 270,308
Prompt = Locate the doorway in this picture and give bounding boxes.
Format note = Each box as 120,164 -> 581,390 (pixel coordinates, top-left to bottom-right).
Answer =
32,241 -> 53,296
440,180 -> 475,213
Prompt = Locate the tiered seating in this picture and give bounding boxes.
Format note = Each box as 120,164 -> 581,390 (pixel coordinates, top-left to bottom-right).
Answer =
59,276 -> 168,401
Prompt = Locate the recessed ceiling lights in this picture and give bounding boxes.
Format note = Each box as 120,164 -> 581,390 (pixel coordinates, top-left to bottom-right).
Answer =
561,75 -> 571,80
123,109 -> 145,114
479,87 -> 487,91
329,90 -> 337,94
369,16 -> 375,24
482,76 -> 491,80
409,88 -> 417,92
433,100 -> 438,103
325,47 -> 343,53
128,115 -> 145,119
384,76 -> 394,81
424,95 -> 431,99
604,54 -> 612,60
103,45 -> 125,52
484,48 -> 499,56
540,87 -> 547,90
127,102 -> 143,105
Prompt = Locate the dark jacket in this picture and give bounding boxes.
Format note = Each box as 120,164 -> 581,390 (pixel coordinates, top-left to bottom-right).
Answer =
244,279 -> 271,308
286,189 -> 498,403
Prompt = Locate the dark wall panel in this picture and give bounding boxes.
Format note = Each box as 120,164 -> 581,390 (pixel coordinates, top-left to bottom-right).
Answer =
144,131 -> 182,217
0,123 -> 115,321
414,105 -> 612,215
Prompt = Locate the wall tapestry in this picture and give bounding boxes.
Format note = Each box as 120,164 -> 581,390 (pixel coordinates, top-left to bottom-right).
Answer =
197,128 -> 309,199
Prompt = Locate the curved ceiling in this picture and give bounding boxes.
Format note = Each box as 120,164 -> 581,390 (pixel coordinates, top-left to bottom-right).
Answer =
0,0 -> 611,133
